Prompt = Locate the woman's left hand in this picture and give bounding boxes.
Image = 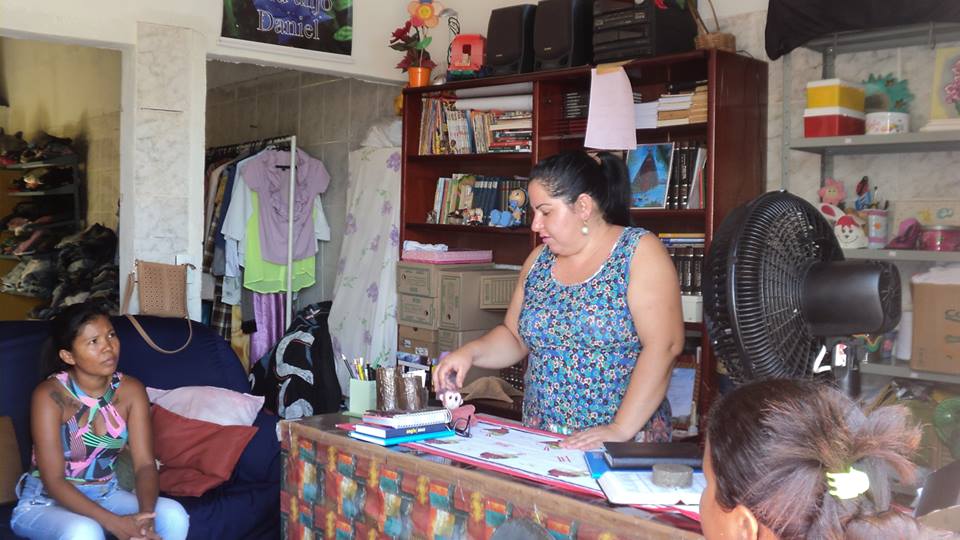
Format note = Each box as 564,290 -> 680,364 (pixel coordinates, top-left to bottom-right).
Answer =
559,423 -> 633,450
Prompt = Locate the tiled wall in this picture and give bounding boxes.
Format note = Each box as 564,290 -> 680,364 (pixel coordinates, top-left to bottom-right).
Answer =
205,66 -> 400,304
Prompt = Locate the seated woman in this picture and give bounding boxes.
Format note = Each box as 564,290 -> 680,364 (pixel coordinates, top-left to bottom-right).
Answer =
701,379 -> 955,540
434,150 -> 684,450
10,302 -> 189,540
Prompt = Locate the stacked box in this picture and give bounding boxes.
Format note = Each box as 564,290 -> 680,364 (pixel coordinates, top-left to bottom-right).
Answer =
804,79 -> 865,137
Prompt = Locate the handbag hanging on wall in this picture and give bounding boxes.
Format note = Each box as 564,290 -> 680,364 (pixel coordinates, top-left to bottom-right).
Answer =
121,259 -> 195,354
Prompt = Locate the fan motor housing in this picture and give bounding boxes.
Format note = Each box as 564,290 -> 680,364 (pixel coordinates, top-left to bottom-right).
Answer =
803,260 -> 901,336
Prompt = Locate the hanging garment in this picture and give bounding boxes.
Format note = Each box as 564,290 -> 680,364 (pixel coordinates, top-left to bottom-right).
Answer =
239,149 -> 330,264
249,292 -> 286,364
328,127 -> 402,391
249,302 -> 342,420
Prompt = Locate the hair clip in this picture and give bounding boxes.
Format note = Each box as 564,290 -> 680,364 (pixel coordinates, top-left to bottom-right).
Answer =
826,466 -> 870,500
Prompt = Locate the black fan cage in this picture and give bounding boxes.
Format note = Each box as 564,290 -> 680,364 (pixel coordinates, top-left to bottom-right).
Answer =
704,192 -> 843,382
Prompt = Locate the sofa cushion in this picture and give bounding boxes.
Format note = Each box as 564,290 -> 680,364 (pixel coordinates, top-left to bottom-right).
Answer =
152,405 -> 258,497
147,386 -> 264,426
0,416 -> 23,504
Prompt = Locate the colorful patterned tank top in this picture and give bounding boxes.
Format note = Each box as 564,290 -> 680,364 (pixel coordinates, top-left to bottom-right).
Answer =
31,371 -> 128,482
519,227 -> 672,440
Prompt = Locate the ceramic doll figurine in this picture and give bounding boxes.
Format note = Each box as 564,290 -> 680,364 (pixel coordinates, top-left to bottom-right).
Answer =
835,214 -> 868,248
508,188 -> 527,226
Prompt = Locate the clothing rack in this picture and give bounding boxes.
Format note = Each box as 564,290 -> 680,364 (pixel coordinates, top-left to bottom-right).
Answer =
206,134 -> 299,329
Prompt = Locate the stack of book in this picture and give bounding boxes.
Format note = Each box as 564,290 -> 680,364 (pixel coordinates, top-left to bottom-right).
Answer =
660,233 -> 705,296
348,407 -> 455,446
689,85 -> 708,124
657,92 -> 693,127
584,442 -> 704,506
488,112 -> 532,153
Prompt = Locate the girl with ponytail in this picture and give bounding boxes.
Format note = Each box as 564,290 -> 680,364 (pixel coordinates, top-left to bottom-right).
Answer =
701,379 -> 957,540
434,150 -> 684,449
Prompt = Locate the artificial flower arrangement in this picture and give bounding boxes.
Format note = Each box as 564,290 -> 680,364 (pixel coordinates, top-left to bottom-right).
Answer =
389,1 -> 452,75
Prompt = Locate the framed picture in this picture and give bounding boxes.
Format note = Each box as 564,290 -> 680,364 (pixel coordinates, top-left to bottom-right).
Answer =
221,0 -> 353,57
626,143 -> 674,209
925,46 -> 960,130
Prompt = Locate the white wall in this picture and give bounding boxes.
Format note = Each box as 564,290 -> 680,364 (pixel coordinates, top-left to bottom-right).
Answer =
0,0 -> 524,83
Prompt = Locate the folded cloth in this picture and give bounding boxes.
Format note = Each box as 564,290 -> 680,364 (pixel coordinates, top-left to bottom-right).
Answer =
461,376 -> 524,404
402,240 -> 448,252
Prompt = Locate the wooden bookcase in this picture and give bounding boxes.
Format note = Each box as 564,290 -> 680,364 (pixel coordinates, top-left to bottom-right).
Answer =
400,49 -> 767,425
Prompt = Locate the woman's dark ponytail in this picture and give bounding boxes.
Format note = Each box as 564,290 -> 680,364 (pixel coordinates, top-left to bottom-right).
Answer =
529,150 -> 632,227
597,152 -> 632,227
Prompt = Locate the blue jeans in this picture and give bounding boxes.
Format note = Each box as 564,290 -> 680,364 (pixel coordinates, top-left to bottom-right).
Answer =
10,474 -> 189,540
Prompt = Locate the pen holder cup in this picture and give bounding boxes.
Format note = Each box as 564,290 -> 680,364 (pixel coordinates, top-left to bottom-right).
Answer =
376,367 -> 428,411
348,379 -> 377,416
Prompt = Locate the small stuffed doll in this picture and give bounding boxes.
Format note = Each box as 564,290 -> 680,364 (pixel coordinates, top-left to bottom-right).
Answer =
436,355 -> 477,428
818,178 -> 846,208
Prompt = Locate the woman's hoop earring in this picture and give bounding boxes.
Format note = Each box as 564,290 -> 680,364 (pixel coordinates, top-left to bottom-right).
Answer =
581,221 -> 589,235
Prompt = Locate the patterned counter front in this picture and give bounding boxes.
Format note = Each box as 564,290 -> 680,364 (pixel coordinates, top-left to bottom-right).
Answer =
280,414 -> 701,540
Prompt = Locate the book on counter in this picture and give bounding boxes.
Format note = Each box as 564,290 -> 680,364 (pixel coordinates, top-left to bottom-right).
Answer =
354,421 -> 451,439
602,442 -> 702,469
361,406 -> 453,429
597,469 -> 706,506
348,427 -> 456,446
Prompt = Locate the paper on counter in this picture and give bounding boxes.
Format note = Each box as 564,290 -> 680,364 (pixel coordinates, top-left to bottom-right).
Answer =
452,94 -> 533,112
585,67 -> 637,150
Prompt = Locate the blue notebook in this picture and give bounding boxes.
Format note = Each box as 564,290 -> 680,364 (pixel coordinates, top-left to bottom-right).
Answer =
348,428 -> 456,446
584,451 -> 612,479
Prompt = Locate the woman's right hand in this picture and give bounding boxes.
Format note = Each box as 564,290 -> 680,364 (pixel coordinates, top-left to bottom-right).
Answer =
106,512 -> 161,540
433,349 -> 474,391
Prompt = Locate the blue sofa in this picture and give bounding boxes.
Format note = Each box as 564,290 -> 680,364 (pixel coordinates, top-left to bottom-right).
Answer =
0,316 -> 280,540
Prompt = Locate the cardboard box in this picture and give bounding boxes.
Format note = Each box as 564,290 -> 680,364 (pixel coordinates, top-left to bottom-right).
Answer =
397,335 -> 441,359
479,273 -> 520,309
397,261 -> 494,297
397,294 -> 441,329
911,282 -> 960,375
438,329 -> 487,351
440,269 -> 518,330
398,325 -> 439,344
806,79 -> 865,110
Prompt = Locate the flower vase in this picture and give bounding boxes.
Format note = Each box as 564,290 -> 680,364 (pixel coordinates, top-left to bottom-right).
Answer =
408,67 -> 432,88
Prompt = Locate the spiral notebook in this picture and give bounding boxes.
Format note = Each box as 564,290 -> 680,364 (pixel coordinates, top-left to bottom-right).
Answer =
361,407 -> 453,429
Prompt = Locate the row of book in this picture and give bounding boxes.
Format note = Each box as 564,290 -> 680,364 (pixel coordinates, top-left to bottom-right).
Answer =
418,98 -> 532,155
348,407 -> 454,446
657,85 -> 708,127
563,89 -> 642,121
667,144 -> 706,210
660,233 -> 705,296
430,174 -> 531,226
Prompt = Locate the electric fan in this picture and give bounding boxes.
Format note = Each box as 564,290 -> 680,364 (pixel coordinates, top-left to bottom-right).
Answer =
703,191 -> 901,383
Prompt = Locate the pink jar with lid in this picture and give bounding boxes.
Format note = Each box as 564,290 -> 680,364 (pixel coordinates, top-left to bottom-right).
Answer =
920,225 -> 960,251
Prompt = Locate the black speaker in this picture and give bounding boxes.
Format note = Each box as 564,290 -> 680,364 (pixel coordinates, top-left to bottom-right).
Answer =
486,4 -> 537,76
533,0 -> 593,71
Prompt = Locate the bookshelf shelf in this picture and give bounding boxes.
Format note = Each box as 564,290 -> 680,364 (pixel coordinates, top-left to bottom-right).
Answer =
842,248 -> 960,263
860,360 -> 960,386
404,223 -> 532,236
789,131 -> 960,155
401,49 -> 767,429
408,153 -> 532,163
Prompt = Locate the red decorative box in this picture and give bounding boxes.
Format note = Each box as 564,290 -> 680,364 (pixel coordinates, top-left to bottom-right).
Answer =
803,107 -> 865,137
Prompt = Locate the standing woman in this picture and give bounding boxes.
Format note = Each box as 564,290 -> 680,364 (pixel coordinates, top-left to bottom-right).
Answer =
10,302 -> 189,540
434,150 -> 684,449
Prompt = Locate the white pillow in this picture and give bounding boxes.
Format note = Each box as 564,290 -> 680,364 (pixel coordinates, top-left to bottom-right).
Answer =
146,386 -> 264,426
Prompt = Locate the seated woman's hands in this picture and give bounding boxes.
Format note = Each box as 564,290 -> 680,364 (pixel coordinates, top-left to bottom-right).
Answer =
559,422 -> 634,451
107,512 -> 161,540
